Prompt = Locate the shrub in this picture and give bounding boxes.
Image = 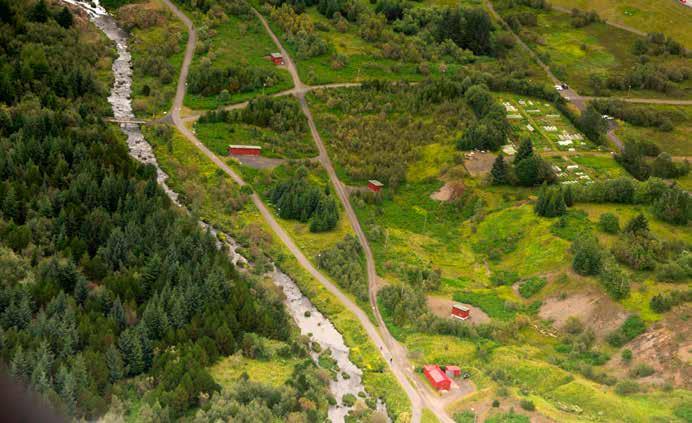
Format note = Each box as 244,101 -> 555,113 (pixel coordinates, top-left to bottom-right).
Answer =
520,399 -> 535,411
571,235 -> 602,276
453,410 -> 476,423
607,316 -> 646,347
598,213 -> 620,234
629,363 -> 654,378
599,261 -> 630,299
563,316 -> 584,335
518,277 -> 546,298
615,380 -> 640,395
621,349 -> 632,363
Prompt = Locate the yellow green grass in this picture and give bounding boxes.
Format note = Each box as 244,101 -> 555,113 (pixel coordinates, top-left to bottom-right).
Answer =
183,12 -> 293,109
210,351 -> 302,388
515,7 -> 692,98
126,0 -> 187,117
550,0 -> 692,47
148,126 -> 410,420
615,104 -> 692,157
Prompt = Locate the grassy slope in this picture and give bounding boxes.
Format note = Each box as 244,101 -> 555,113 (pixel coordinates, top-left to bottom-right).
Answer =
146,126 -> 411,420
194,120 -> 317,159
182,10 -> 293,110
550,0 -> 692,47
125,0 -> 187,117
520,7 -> 692,98
614,104 -> 692,157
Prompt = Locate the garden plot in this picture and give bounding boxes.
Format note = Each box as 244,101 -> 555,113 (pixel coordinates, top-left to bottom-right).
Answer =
499,95 -> 594,153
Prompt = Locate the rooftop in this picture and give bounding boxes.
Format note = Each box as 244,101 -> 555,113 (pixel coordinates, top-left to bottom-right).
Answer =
453,304 -> 469,312
423,365 -> 449,383
229,145 -> 262,150
270,52 -> 282,58
368,180 -> 383,186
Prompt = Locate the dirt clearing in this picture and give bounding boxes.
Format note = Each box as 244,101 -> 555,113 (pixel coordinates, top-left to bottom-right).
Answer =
430,181 -> 465,202
606,305 -> 691,388
539,292 -> 627,338
427,296 -> 490,325
463,151 -> 496,177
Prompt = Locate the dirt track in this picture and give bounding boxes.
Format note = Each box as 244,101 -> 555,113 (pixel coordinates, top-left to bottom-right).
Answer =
160,0 -> 445,421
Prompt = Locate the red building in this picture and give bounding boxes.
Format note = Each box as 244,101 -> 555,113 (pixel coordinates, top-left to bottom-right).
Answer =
423,365 -> 451,391
228,145 -> 262,156
445,365 -> 461,378
451,303 -> 470,320
270,52 -> 284,65
368,180 -> 383,193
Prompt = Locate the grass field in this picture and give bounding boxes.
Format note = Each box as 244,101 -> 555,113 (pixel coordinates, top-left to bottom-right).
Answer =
194,114 -> 317,160
183,12 -> 293,109
614,104 -> 692,157
210,348 -> 302,388
124,0 -> 187,117
508,6 -> 692,98
147,125 -> 410,420
550,0 -> 692,47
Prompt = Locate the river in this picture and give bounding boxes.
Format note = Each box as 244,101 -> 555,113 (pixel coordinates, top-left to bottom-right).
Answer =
64,1 -> 381,420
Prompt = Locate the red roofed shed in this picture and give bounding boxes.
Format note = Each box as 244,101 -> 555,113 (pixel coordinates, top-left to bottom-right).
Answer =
368,180 -> 383,193
229,145 -> 262,156
451,303 -> 470,320
270,52 -> 284,65
445,365 -> 461,378
423,365 -> 451,391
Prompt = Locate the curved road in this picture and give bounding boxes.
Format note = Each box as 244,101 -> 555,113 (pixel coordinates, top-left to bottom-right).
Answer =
160,0 -> 443,421
252,8 -> 463,422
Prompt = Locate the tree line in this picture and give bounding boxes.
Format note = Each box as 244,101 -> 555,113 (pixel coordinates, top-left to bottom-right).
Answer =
0,1 -> 294,419
269,166 -> 339,232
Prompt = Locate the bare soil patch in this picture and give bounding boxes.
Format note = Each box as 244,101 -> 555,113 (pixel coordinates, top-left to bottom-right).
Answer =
230,154 -> 285,169
539,292 -> 627,338
427,296 -> 491,325
430,181 -> 465,202
606,305 -> 691,388
463,151 -> 496,177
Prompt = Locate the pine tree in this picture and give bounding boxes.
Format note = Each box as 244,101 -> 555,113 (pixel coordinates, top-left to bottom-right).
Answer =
73,274 -> 88,305
515,137 -> 534,162
490,154 -> 508,185
563,185 -> 574,207
10,345 -> 30,380
118,329 -> 144,376
29,0 -> 48,23
105,345 -> 124,383
111,297 -> 127,332
56,6 -> 73,29
624,213 -> 648,234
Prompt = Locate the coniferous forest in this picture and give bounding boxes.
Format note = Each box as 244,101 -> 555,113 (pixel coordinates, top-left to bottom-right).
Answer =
0,1 -> 317,420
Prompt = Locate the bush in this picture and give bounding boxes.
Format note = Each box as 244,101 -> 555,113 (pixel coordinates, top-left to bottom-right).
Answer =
615,379 -> 640,395
571,235 -> 602,276
621,349 -> 632,363
598,213 -> 619,234
518,277 -> 546,298
607,315 -> 646,347
519,399 -> 535,411
454,410 -> 476,423
629,363 -> 654,378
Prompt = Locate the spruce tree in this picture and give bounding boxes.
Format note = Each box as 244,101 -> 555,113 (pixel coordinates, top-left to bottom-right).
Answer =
56,6 -> 73,29
515,137 -> 534,162
624,213 -> 648,234
490,154 -> 508,185
111,297 -> 127,332
105,345 -> 124,383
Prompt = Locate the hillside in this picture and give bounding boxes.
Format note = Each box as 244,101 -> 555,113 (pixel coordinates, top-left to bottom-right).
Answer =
1,0 -> 690,422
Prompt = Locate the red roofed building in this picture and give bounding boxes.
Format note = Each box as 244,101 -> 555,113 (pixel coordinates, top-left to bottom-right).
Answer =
451,303 -> 470,320
423,365 -> 451,391
229,145 -> 262,156
445,365 -> 461,378
368,180 -> 383,193
270,52 -> 284,65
